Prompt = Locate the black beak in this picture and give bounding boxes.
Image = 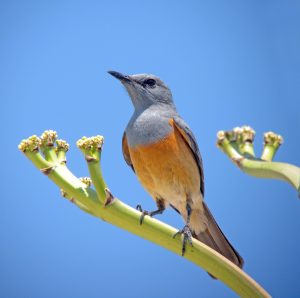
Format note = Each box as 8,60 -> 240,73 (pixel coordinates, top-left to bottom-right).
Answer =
108,70 -> 131,83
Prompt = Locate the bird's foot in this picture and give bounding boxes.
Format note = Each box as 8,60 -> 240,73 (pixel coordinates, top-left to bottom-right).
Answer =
136,204 -> 163,225
173,224 -> 193,256
136,204 -> 149,225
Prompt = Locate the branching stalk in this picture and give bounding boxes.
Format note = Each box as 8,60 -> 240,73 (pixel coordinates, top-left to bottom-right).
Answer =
77,136 -> 106,204
217,126 -> 300,197
19,130 -> 271,298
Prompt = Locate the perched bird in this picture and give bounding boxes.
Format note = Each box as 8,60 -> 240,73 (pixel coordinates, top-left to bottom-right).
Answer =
108,71 -> 244,270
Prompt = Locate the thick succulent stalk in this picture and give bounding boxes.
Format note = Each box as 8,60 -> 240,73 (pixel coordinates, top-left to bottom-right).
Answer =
19,130 -> 270,298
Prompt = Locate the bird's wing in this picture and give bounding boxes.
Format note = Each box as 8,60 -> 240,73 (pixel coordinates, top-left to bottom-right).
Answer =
170,117 -> 205,197
122,131 -> 135,173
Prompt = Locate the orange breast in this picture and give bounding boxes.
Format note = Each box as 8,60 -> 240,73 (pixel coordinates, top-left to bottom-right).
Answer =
128,127 -> 200,202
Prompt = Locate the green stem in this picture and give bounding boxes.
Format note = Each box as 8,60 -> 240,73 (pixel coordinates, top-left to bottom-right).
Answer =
26,151 -> 52,169
20,134 -> 271,298
241,159 -> 300,193
103,199 -> 269,298
239,142 -> 255,157
42,147 -> 58,163
61,190 -> 95,216
217,127 -> 300,197
261,145 -> 278,161
56,150 -> 67,163
261,131 -> 283,161
217,132 -> 243,161
77,136 -> 106,204
86,151 -> 107,204
56,139 -> 69,163
26,150 -> 101,213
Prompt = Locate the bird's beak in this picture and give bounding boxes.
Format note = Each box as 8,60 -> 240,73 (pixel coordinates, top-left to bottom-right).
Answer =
108,70 -> 131,83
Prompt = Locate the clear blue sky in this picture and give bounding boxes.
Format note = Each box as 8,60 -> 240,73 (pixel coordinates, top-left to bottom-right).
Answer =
1,1 -> 300,297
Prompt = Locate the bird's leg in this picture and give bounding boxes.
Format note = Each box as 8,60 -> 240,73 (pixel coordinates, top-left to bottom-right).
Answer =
173,202 -> 193,256
136,198 -> 165,225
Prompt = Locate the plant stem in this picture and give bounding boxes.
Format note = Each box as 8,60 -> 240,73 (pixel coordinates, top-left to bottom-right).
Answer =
241,159 -> 300,192
19,132 -> 271,298
217,126 -> 300,197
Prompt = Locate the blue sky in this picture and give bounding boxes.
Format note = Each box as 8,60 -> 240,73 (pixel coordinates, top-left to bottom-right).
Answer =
1,1 -> 300,297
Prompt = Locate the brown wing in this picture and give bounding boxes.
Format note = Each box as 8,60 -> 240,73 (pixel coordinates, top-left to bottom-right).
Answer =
122,132 -> 135,173
170,117 -> 205,197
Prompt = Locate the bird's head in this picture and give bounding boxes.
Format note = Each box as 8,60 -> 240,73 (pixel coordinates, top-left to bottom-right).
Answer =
108,71 -> 174,111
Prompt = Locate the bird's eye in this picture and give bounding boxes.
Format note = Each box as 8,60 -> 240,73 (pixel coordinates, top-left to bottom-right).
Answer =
144,78 -> 156,88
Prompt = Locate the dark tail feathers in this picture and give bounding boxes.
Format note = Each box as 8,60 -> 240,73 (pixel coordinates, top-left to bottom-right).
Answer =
194,202 -> 244,277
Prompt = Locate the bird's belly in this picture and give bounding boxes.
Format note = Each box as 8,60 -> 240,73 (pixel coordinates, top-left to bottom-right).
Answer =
128,129 -> 202,212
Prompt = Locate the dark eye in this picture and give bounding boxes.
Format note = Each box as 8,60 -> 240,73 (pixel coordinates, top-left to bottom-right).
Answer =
144,78 -> 156,88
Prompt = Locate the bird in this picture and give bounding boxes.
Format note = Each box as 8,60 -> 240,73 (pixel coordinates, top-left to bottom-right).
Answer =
108,70 -> 244,271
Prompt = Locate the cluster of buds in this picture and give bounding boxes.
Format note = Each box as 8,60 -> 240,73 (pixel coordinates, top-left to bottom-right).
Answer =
217,125 -> 284,162
264,132 -> 283,147
19,131 -> 69,154
19,130 -> 97,207
40,130 -> 57,148
18,135 -> 41,153
261,132 -> 284,161
77,135 -> 104,151
217,126 -> 256,157
19,131 -> 65,179
77,135 -> 104,163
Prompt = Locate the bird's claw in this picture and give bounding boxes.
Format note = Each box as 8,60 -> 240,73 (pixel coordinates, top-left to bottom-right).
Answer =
136,204 -> 150,225
173,224 -> 193,256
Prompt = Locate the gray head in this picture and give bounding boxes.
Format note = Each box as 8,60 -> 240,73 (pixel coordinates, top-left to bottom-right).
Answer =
108,71 -> 174,111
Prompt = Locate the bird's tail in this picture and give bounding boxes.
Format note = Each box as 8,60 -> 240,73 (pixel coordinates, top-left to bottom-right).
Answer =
193,202 -> 244,273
